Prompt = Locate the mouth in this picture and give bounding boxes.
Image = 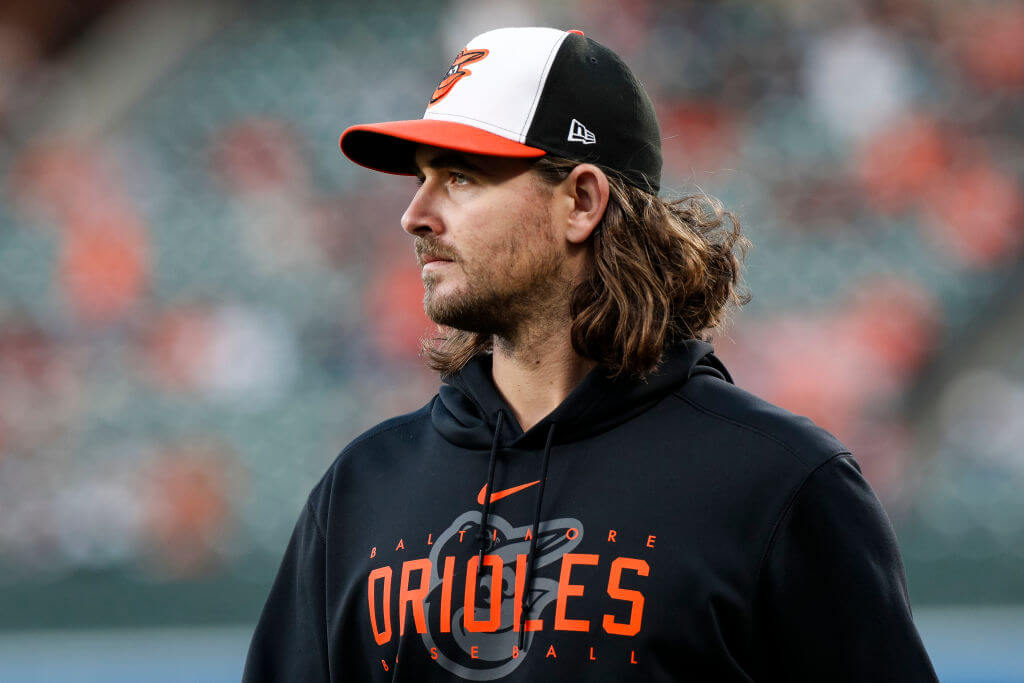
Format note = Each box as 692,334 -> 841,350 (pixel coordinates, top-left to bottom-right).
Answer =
420,254 -> 454,265
421,256 -> 455,272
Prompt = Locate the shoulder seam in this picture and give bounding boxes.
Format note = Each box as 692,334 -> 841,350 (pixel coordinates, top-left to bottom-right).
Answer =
343,408 -> 430,454
751,452 -> 854,614
306,475 -> 331,544
674,390 -> 826,469
307,494 -> 327,544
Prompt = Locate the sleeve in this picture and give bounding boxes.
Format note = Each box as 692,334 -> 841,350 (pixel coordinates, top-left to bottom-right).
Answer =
242,486 -> 331,682
752,454 -> 938,682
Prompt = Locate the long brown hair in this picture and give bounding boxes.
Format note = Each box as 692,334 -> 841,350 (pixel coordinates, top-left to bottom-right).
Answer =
421,156 -> 751,379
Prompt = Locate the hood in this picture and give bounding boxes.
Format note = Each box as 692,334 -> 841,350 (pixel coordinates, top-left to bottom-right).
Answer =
431,339 -> 733,450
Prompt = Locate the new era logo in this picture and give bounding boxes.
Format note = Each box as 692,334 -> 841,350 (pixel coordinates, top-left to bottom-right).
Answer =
567,118 -> 596,144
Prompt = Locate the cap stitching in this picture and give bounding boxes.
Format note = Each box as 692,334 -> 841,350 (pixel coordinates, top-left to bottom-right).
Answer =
521,33 -> 570,140
425,111 -> 523,137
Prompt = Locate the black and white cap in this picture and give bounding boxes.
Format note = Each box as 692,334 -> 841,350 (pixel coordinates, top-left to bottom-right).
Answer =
340,27 -> 663,193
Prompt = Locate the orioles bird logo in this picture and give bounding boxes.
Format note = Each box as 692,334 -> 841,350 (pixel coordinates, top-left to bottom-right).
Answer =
429,48 -> 489,105
420,511 -> 583,680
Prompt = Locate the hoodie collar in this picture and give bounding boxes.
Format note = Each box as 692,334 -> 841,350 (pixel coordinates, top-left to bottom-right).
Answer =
432,339 -> 732,450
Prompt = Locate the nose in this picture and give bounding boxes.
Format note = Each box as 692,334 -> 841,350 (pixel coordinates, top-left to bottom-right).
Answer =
401,182 -> 443,237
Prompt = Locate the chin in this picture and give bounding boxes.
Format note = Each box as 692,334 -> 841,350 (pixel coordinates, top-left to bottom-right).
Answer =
423,293 -> 466,327
424,290 -> 499,334
423,278 -> 461,308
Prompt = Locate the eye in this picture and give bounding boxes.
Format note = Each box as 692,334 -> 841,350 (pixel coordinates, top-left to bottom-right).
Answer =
449,171 -> 470,186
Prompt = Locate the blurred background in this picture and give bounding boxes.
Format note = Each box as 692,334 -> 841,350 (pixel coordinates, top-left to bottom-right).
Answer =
0,0 -> 1022,680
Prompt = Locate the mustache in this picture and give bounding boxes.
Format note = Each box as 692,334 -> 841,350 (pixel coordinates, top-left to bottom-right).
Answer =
415,238 -> 460,266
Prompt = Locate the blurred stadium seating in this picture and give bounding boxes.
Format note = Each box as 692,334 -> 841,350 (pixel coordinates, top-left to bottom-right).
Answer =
1,0 -> 1022,679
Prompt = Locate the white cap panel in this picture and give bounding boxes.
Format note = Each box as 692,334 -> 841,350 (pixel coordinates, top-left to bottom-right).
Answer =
423,27 -> 568,143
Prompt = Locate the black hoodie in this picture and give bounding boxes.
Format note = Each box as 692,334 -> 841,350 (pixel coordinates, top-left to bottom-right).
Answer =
243,340 -> 938,682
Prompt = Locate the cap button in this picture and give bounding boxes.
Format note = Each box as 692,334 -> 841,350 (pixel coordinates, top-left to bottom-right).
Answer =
567,29 -> 584,36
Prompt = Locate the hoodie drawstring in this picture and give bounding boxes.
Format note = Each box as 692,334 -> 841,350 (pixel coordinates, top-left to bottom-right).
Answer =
518,422 -> 556,651
477,410 -> 504,565
473,411 -> 557,653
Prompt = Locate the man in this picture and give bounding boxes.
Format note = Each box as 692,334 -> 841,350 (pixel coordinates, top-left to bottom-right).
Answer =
243,27 -> 938,682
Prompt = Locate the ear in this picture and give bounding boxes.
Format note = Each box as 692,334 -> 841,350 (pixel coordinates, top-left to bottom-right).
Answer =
563,163 -> 609,244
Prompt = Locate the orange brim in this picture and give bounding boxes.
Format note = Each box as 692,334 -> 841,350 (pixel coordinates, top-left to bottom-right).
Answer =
339,119 -> 546,176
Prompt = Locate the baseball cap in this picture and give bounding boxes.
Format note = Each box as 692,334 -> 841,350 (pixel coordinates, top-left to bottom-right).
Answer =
339,27 -> 663,193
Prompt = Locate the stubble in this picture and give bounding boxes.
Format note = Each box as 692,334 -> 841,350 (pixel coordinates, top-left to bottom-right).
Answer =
420,211 -> 569,345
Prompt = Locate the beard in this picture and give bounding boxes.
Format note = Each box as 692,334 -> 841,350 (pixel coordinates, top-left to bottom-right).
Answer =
419,228 -> 568,339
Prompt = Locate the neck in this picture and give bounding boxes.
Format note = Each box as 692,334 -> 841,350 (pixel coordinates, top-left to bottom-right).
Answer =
490,324 -> 596,433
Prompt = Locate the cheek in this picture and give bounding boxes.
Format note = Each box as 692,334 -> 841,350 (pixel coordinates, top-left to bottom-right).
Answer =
455,214 -> 512,260
456,190 -> 555,267
506,199 -> 558,257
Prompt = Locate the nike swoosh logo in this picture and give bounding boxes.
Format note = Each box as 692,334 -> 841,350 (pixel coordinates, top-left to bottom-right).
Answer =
477,480 -> 540,505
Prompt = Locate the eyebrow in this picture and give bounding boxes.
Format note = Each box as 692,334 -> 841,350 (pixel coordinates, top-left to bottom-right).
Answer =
415,152 -> 487,177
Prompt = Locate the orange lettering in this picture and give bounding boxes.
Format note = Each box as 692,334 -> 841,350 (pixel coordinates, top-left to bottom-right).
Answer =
471,645 -> 479,659
646,535 -> 656,549
524,527 -> 533,541
426,533 -> 434,546
398,558 -> 431,635
381,659 -> 389,671
512,645 -> 520,659
370,546 -> 376,558
631,650 -> 638,664
395,538 -> 405,551
513,554 -> 543,631
555,553 -> 599,631
430,647 -> 438,660
546,644 -> 557,658
607,530 -> 617,543
589,646 -> 597,660
367,566 -> 392,645
440,556 -> 455,633
464,555 -> 503,632
566,527 -> 579,541
604,557 -> 649,636
458,530 -> 467,542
